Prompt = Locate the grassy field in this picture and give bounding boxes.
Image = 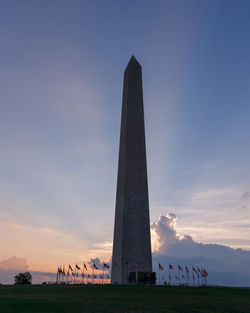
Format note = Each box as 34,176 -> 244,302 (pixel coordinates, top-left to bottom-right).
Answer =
0,284 -> 250,313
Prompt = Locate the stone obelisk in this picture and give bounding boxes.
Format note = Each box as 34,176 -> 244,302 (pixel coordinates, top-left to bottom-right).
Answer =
111,56 -> 152,284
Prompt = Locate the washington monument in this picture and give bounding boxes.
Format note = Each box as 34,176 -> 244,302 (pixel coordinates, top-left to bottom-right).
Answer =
111,56 -> 153,284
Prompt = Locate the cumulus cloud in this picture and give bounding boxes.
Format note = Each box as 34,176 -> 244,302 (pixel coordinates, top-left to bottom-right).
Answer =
88,257 -> 103,268
0,256 -> 58,284
87,257 -> 111,272
151,214 -> 190,253
0,256 -> 29,284
151,213 -> 250,287
0,256 -> 28,271
160,186 -> 250,250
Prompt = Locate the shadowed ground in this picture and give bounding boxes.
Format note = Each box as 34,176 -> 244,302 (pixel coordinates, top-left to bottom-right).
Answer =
0,284 -> 250,313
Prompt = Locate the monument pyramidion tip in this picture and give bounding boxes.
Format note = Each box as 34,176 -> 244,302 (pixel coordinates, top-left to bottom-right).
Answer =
126,55 -> 141,69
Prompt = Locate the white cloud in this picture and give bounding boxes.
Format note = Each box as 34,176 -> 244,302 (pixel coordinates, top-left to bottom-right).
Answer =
0,256 -> 29,284
151,213 -> 250,286
153,186 -> 250,250
0,256 -> 28,271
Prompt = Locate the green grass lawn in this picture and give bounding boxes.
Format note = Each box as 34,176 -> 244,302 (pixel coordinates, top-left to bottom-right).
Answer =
0,284 -> 250,313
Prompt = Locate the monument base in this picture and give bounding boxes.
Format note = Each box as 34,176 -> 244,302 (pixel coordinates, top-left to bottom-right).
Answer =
128,271 -> 156,285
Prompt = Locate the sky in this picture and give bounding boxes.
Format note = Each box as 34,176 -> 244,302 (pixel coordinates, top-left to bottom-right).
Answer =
0,0 -> 250,285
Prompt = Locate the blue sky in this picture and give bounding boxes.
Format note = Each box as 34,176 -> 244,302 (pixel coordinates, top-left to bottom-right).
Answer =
0,0 -> 250,284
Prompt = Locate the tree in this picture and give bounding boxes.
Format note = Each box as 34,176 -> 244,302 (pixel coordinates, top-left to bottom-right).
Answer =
14,272 -> 32,285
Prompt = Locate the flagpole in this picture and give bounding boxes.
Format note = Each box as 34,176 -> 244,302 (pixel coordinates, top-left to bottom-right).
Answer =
192,267 -> 195,286
61,266 -> 63,284
82,263 -> 84,284
185,266 -> 188,286
202,268 -> 206,286
158,266 -> 160,285
158,265 -> 160,285
58,266 -> 60,284
102,263 -> 104,284
168,265 -> 170,286
58,267 -> 60,284
83,263 -> 86,284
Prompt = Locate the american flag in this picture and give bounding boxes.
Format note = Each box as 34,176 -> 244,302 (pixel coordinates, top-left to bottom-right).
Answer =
76,264 -> 81,270
103,263 -> 110,269
159,264 -> 164,270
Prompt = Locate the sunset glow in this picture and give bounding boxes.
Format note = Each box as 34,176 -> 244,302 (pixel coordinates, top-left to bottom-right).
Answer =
1,0 -> 250,285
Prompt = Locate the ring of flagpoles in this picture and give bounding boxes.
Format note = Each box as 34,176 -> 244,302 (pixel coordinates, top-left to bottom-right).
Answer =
55,261 -> 208,286
56,262 -> 111,285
